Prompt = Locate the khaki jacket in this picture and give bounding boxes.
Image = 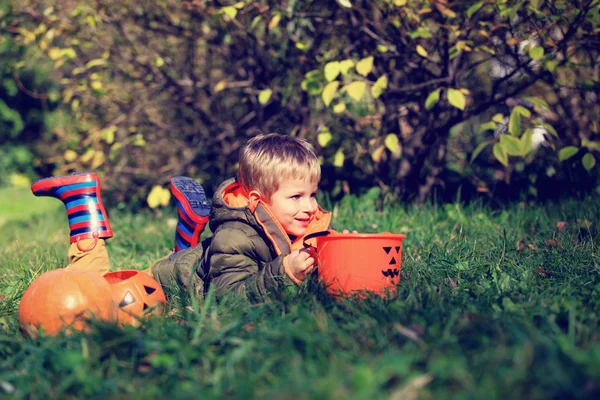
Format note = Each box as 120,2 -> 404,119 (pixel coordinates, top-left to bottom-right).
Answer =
199,178 -> 331,302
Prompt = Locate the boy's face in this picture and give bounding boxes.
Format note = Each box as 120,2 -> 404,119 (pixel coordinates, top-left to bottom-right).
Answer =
267,177 -> 319,237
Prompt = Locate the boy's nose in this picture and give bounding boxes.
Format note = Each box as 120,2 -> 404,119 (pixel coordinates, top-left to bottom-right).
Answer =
303,198 -> 318,213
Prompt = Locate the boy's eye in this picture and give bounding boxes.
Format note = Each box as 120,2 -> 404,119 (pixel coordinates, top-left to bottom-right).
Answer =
291,195 -> 300,200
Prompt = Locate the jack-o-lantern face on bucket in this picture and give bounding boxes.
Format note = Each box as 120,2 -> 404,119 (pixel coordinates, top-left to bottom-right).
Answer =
103,270 -> 166,326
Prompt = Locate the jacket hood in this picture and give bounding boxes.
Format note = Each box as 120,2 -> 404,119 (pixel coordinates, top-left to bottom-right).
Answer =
210,178 -> 331,256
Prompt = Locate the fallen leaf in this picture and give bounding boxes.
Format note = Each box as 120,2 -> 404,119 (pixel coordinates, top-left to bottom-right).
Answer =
537,267 -> 552,277
0,293 -> 5,303
556,221 -> 567,231
389,374 -> 434,400
517,239 -> 526,251
395,323 -> 426,346
544,239 -> 559,248
527,244 -> 537,251
448,277 -> 457,287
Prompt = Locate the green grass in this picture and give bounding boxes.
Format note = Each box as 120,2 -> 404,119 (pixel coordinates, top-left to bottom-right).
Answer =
0,187 -> 60,227
1,193 -> 600,399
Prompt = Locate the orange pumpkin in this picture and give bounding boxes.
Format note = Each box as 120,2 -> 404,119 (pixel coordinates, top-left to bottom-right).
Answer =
19,269 -> 117,338
103,270 -> 166,326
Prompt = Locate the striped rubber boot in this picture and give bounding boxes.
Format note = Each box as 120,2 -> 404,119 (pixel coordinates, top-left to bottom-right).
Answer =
170,177 -> 210,252
31,172 -> 113,250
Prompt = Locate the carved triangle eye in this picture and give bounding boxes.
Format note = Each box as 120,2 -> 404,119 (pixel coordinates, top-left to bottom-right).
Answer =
119,291 -> 136,307
144,285 -> 156,295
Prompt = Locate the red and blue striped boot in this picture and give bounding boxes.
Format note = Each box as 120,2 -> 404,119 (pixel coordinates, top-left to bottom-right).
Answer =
170,177 -> 210,252
31,172 -> 113,251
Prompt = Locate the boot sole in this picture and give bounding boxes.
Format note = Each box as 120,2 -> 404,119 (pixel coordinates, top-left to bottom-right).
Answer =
170,177 -> 211,221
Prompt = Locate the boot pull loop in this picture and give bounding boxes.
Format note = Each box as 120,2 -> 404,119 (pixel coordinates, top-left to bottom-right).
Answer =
77,232 -> 99,252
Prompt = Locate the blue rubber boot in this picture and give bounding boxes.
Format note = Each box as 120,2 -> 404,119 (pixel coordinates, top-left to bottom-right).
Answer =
31,172 -> 113,250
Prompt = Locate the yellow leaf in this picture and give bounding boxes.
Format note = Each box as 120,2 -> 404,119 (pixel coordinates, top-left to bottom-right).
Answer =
324,61 -> 341,82
232,2 -> 245,9
338,59 -> 355,74
322,81 -> 339,107
371,144 -> 385,163
393,0 -> 407,5
90,81 -> 103,90
100,125 -> 117,144
416,45 -> 428,58
10,173 -> 31,188
64,149 -> 77,162
338,0 -> 352,8
385,134 -> 402,158
91,151 -> 105,169
447,88 -> 466,110
318,129 -> 333,147
492,113 -> 505,123
214,80 -> 227,93
48,47 -> 61,60
147,185 -> 171,209
333,149 -> 345,167
155,57 -> 164,67
221,6 -> 237,20
356,56 -> 374,77
85,59 -> 106,69
371,75 -> 388,99
333,103 -> 346,114
268,14 -> 281,30
258,88 -> 272,105
80,149 -> 95,163
342,81 -> 367,101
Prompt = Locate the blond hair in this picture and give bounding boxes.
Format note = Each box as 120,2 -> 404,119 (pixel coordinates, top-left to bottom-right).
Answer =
238,133 -> 320,199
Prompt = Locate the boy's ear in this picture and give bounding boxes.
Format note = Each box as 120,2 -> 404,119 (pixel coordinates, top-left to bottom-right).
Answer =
248,190 -> 262,203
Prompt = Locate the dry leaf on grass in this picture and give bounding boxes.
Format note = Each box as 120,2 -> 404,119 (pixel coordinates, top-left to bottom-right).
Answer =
517,240 -> 526,251
556,221 -> 567,231
448,277 -> 458,287
395,323 -> 426,347
389,374 -> 434,400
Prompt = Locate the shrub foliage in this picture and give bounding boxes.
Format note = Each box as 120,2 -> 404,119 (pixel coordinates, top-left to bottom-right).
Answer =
2,0 -> 599,203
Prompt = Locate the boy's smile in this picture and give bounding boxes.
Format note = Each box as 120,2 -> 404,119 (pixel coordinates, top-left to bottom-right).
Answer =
266,178 -> 319,237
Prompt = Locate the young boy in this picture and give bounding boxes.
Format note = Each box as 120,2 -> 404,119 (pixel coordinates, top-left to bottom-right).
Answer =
31,133 -> 331,302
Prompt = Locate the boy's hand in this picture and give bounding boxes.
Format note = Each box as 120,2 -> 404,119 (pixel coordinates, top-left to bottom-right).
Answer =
284,248 -> 315,283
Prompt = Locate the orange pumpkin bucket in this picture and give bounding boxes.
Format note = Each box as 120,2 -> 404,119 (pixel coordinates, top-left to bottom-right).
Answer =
304,231 -> 406,297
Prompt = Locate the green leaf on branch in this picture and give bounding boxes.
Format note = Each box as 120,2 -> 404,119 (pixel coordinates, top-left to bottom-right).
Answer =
322,81 -> 339,106
342,81 -> 366,101
356,56 -> 374,77
470,141 -> 492,163
318,128 -> 332,147
523,96 -> 549,110
338,0 -> 352,8
384,134 -> 402,158
558,146 -> 579,162
333,103 -> 346,114
333,148 -> 345,167
582,153 -> 596,170
221,6 -> 237,20
509,108 -> 522,136
513,105 -> 531,118
466,1 -> 484,18
493,143 -> 508,166
425,89 -> 441,110
258,88 -> 272,105
529,46 -> 544,60
478,121 -> 497,133
371,75 -> 388,99
500,134 -> 522,156
324,61 -> 341,82
338,60 -> 355,75
447,89 -> 466,110
520,129 -> 533,156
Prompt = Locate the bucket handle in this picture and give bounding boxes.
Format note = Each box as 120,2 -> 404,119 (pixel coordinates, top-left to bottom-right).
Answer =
302,230 -> 331,249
